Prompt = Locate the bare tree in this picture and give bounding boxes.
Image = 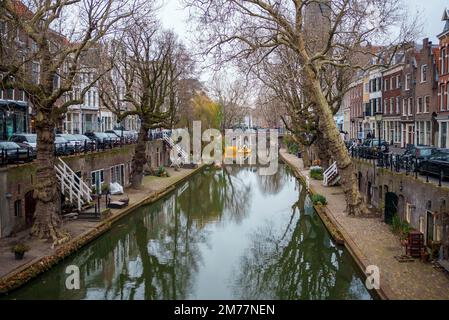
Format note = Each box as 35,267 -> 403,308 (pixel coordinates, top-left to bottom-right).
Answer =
211,76 -> 249,131
0,0 -> 145,241
184,0 -> 417,216
99,19 -> 192,188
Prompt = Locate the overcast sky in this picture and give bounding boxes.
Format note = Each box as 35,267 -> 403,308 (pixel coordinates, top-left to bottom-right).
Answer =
159,0 -> 449,43
157,0 -> 449,82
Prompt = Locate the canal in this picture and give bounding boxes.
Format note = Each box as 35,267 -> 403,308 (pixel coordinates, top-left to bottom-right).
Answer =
4,164 -> 374,300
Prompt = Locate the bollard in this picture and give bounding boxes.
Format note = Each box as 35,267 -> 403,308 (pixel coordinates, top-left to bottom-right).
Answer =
439,169 -> 443,187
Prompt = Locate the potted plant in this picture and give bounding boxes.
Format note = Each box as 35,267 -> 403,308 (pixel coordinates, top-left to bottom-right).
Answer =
101,183 -> 110,195
11,243 -> 30,260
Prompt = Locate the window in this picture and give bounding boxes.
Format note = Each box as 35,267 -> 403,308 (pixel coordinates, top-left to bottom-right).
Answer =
441,84 -> 445,111
110,164 -> 125,185
421,65 -> 427,82
408,98 -> 413,116
390,98 -> 394,114
396,97 -> 400,114
14,200 -> 22,217
385,79 -> 389,91
384,99 -> 388,114
32,62 -> 40,84
91,169 -> 104,191
403,99 -> 407,116
442,48 -> 446,75
426,121 -> 431,145
396,75 -> 401,89
447,83 -> 449,110
424,96 -> 430,113
441,122 -> 448,148
405,74 -> 410,90
417,97 -> 423,113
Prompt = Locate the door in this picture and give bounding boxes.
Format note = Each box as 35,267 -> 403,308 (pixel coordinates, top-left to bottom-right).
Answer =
427,211 -> 434,244
384,192 -> 398,225
25,191 -> 36,227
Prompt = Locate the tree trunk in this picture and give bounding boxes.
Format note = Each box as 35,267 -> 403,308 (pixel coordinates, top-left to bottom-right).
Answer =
300,143 -> 311,168
31,116 -> 64,240
130,124 -> 149,189
305,69 -> 368,216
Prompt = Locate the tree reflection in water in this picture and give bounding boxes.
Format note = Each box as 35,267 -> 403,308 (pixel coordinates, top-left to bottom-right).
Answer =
5,165 -> 371,300
231,183 -> 372,300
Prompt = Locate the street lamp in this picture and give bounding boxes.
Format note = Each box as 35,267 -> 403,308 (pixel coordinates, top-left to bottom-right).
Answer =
375,111 -> 383,167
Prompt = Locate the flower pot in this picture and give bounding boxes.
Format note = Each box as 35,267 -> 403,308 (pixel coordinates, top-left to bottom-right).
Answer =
14,252 -> 25,260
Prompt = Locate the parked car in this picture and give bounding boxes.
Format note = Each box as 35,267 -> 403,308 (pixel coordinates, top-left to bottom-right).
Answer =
9,133 -> 37,151
84,132 -> 113,148
403,145 -> 436,162
0,141 -> 35,163
104,132 -> 121,145
54,136 -> 75,155
56,134 -> 83,151
418,149 -> 449,179
357,139 -> 389,158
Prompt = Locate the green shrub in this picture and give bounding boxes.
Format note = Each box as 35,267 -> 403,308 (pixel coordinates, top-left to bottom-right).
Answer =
310,166 -> 324,180
283,136 -> 299,155
311,194 -> 327,206
391,214 -> 411,240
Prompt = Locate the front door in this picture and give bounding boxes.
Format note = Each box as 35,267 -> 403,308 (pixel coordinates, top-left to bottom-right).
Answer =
385,192 -> 399,225
427,211 -> 434,245
25,191 -> 36,227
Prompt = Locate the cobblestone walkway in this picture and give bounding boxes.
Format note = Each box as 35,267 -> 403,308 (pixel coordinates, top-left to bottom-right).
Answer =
0,167 -> 200,280
281,150 -> 449,300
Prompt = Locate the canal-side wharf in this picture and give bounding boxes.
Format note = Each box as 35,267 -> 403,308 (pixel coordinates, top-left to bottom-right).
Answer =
0,165 -> 204,294
280,149 -> 449,300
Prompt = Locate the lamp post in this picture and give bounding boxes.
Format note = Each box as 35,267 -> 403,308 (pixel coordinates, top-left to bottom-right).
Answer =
375,111 -> 383,167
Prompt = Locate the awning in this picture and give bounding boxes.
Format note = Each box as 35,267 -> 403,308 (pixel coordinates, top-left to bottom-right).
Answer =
0,100 -> 28,110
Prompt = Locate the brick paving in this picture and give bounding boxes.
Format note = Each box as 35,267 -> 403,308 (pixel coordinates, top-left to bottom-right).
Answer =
0,166 -> 201,280
281,149 -> 449,300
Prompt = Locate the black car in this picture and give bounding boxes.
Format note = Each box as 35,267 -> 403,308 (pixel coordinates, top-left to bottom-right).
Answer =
418,149 -> 449,179
9,133 -> 37,151
0,141 -> 35,163
403,145 -> 436,161
84,132 -> 114,148
357,139 -> 389,158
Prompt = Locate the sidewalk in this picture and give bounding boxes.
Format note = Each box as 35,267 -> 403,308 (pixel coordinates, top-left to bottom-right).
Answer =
0,165 -> 203,293
280,149 -> 449,300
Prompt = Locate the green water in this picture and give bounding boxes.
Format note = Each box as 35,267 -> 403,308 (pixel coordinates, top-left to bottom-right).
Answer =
4,165 -> 374,300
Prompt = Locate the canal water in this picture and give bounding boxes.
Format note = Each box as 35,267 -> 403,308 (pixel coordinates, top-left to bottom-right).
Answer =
5,164 -> 374,300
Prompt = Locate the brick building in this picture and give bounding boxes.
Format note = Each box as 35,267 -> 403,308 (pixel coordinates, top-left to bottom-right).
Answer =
415,38 -> 440,147
437,9 -> 449,148
382,55 -> 404,147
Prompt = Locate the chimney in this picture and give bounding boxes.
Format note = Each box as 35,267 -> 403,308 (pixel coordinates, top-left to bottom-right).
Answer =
423,37 -> 429,49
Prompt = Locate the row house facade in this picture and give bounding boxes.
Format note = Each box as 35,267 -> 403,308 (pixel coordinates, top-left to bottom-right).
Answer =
382,59 -> 404,148
415,38 -> 439,147
347,38 -> 440,149
2,2 -> 140,139
0,13 -> 31,140
438,10 -> 449,149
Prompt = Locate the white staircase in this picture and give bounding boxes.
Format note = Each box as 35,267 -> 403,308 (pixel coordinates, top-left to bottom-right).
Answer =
323,161 -> 340,187
55,158 -> 92,211
162,132 -> 189,167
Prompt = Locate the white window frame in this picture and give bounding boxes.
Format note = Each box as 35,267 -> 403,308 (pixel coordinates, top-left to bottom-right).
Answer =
421,64 -> 427,83
405,74 -> 411,91
424,96 -> 430,113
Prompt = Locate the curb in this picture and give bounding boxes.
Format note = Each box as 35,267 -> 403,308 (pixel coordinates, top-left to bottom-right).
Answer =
0,165 -> 206,295
280,152 -> 396,300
